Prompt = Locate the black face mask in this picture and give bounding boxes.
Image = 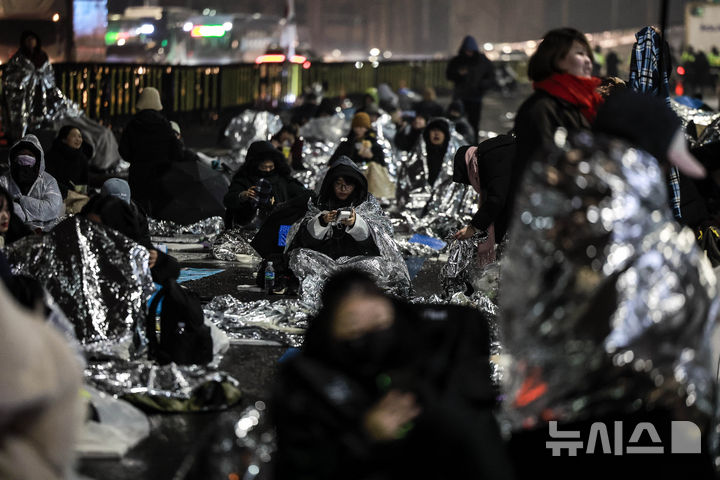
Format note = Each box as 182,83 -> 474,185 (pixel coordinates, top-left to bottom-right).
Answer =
256,170 -> 276,178
13,165 -> 37,192
335,327 -> 396,379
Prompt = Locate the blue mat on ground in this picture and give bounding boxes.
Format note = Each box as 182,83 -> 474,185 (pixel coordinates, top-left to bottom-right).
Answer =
408,234 -> 446,250
177,268 -> 225,284
405,256 -> 426,280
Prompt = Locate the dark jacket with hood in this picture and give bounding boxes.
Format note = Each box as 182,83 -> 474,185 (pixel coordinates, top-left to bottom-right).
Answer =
14,31 -> 49,69
0,135 -> 63,231
445,36 -> 496,102
46,135 -> 90,199
273,282 -> 505,480
329,129 -> 385,167
119,109 -> 184,213
423,118 -> 452,186
295,157 -> 379,260
454,138 -> 515,242
225,141 -> 308,226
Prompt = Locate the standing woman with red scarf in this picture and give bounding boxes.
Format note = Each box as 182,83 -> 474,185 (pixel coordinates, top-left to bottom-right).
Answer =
508,28 -> 603,216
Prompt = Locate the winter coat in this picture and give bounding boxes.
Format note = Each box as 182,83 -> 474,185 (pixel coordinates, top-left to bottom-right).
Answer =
445,36 -> 495,102
0,135 -> 63,231
329,129 -> 385,167
45,139 -> 89,198
273,299 -> 506,480
294,158 -> 379,260
510,90 -> 590,218
393,123 -> 423,152
225,141 -> 308,226
454,136 -> 515,242
119,109 -> 184,213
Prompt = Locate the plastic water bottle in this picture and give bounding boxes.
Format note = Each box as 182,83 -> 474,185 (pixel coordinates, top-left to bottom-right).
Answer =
264,261 -> 275,294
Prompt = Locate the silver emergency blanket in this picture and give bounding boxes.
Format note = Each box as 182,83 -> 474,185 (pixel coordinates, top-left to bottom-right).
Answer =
285,195 -> 412,303
2,53 -> 82,139
212,228 -> 258,261
440,231 -> 497,297
204,295 -> 310,346
223,110 -> 282,162
5,216 -> 154,360
500,131 -> 720,433
374,111 -> 399,181
394,122 -> 477,237
671,98 -> 720,146
147,216 -> 225,240
84,360 -> 242,412
298,114 -> 348,144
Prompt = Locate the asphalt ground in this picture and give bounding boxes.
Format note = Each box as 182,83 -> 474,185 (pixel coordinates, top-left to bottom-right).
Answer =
77,88 -> 526,480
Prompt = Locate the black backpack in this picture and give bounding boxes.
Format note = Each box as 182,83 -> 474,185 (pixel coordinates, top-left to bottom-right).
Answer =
146,279 -> 213,365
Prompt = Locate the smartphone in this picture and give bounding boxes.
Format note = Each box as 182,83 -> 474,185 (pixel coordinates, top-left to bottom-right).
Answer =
337,209 -> 352,221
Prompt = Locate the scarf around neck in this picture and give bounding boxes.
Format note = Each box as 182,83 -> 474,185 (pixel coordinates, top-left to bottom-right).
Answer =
533,73 -> 603,122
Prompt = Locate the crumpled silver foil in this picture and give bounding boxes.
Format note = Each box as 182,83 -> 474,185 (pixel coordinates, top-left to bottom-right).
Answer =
671,99 -> 720,146
204,295 -> 311,346
2,53 -> 83,139
298,114 -> 348,144
211,228 -> 258,261
396,238 -> 443,257
440,230 -> 492,297
148,216 -> 225,240
84,360 -> 242,411
394,123 -> 477,237
500,131 -> 720,436
5,216 -> 154,360
285,195 -> 412,304
223,110 -> 283,153
293,140 -> 336,191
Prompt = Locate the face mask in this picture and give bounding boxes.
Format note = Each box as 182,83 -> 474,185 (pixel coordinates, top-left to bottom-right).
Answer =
335,327 -> 396,378
13,165 -> 37,186
14,154 -> 36,167
256,170 -> 275,178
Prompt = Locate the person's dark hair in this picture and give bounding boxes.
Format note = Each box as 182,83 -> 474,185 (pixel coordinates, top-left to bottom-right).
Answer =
239,141 -> 291,178
528,28 -> 593,82
18,30 -> 48,67
56,125 -> 80,142
303,269 -> 385,358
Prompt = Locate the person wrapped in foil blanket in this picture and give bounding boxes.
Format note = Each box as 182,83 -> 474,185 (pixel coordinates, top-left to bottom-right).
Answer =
285,156 -> 411,304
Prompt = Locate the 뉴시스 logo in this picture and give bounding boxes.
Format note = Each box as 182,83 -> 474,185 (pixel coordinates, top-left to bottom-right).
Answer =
546,420 -> 702,456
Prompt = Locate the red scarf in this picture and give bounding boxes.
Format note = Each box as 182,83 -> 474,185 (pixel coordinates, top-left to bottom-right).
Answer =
533,73 -> 603,123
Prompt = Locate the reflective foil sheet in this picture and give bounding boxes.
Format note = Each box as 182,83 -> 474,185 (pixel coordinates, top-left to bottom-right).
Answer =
204,295 -> 311,346
223,110 -> 283,155
500,131 -> 720,433
85,360 -> 242,412
2,54 -> 82,139
440,231 -> 492,297
5,216 -> 154,360
148,216 -> 225,240
293,140 -> 335,191
671,99 -> 720,146
298,114 -> 348,145
212,228 -> 258,261
285,195 -> 412,303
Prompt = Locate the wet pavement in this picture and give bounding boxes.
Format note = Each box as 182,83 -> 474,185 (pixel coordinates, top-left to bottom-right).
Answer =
77,89 -> 525,479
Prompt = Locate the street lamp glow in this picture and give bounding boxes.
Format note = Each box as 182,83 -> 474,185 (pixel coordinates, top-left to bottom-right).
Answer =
382,50 -> 392,59
355,61 -> 364,69
138,24 -> 155,35
502,45 -> 512,54
369,47 -> 380,57
183,22 -> 193,32
483,42 -> 493,51
52,13 -> 60,22
223,22 -> 233,31
117,38 -> 126,46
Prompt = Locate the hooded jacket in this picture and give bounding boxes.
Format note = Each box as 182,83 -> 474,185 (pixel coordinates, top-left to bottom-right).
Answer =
423,118 -> 452,186
445,36 -> 496,101
295,157 -> 378,259
45,136 -> 90,198
225,141 -> 308,226
0,135 -> 64,230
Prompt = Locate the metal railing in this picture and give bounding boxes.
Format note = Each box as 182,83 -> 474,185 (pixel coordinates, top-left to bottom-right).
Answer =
0,59 -> 458,122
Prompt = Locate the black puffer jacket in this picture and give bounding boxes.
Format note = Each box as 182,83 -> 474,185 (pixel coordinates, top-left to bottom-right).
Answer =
274,297 -> 509,480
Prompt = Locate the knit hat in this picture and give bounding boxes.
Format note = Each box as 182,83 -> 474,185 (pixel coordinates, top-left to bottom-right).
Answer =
351,112 -> 372,129
136,87 -> 163,111
101,178 -> 131,204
